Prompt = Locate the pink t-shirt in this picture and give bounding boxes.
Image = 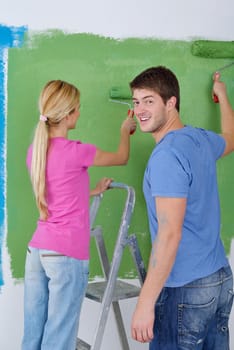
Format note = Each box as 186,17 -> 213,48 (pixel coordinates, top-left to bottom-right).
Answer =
26,137 -> 97,260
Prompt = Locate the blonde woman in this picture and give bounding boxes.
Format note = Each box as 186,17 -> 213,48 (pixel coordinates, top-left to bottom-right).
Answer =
22,80 -> 136,350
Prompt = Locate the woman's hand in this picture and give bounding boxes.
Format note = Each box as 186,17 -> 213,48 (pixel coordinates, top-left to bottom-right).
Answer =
90,177 -> 113,196
121,115 -> 137,135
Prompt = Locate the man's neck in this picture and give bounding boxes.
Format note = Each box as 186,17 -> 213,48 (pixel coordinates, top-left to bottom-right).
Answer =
153,112 -> 184,143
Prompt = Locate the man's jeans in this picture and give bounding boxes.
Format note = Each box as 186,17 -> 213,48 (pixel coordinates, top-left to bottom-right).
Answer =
150,265 -> 234,350
21,247 -> 89,350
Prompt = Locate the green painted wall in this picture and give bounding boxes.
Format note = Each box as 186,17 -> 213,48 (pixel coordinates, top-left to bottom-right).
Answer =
7,32 -> 234,279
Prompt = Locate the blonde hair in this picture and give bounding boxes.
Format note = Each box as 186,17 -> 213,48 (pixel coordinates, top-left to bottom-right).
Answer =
30,80 -> 80,220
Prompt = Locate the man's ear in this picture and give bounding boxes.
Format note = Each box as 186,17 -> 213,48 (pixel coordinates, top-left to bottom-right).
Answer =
167,96 -> 177,110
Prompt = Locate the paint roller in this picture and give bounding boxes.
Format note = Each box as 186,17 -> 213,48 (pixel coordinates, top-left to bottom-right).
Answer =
109,86 -> 136,134
191,40 -> 234,103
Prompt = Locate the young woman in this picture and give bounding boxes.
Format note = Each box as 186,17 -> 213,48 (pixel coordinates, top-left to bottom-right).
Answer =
22,80 -> 136,350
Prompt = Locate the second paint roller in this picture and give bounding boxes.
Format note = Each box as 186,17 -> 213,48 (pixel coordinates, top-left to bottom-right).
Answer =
191,40 -> 234,103
109,86 -> 136,134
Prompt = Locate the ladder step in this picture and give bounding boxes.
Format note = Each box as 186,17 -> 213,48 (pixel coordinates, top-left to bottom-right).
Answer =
76,338 -> 91,350
86,279 -> 140,302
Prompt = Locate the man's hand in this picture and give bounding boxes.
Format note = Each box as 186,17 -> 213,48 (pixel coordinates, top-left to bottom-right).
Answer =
212,71 -> 234,156
131,302 -> 155,343
212,72 -> 227,103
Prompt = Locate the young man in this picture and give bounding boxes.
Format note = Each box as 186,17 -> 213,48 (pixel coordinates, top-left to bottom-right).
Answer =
130,66 -> 234,349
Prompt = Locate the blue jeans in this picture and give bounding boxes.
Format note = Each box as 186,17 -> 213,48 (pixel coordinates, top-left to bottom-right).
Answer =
150,265 -> 234,350
22,247 -> 89,350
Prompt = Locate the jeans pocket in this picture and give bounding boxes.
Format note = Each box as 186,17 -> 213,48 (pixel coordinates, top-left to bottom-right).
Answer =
40,250 -> 69,280
178,296 -> 216,348
40,249 -> 67,264
217,289 -> 234,333
40,249 -> 66,258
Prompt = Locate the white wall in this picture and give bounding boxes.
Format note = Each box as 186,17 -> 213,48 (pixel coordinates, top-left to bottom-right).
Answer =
1,1 -> 234,349
1,0 -> 234,40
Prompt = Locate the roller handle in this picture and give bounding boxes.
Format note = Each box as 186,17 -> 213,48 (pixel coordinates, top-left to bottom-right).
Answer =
213,93 -> 219,103
212,71 -> 220,103
128,109 -> 136,135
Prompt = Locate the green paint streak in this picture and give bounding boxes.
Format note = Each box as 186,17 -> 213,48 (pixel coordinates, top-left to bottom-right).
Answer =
7,32 -> 234,279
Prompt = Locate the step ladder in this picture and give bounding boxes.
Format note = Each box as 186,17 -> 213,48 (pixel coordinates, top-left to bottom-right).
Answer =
76,182 -> 146,350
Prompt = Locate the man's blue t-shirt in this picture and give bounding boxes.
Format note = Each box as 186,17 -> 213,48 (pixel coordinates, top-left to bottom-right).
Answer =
143,126 -> 228,287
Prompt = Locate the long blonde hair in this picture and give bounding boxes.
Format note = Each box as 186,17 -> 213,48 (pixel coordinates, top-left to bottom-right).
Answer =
30,80 -> 80,220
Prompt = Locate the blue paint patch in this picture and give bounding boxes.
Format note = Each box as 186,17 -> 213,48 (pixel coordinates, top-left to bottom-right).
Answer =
0,25 -> 27,48
0,24 -> 27,286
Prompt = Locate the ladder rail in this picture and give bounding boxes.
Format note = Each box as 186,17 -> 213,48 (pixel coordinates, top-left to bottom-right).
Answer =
89,194 -> 103,229
93,226 -> 110,278
77,182 -> 145,350
89,227 -> 130,349
91,183 -> 135,350
127,234 -> 146,285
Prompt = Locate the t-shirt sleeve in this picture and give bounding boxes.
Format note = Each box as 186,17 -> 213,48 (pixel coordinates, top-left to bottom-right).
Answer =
75,142 -> 97,167
149,149 -> 191,198
201,129 -> 226,160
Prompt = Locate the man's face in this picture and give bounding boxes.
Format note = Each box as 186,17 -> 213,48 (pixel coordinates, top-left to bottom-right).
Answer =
132,88 -> 169,134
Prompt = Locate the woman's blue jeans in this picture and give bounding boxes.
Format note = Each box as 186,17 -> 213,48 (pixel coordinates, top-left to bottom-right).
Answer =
21,247 -> 89,350
150,265 -> 234,350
